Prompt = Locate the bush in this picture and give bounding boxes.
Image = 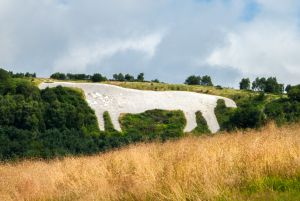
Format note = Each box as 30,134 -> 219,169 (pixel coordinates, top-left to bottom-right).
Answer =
265,99 -> 300,125
228,104 -> 266,130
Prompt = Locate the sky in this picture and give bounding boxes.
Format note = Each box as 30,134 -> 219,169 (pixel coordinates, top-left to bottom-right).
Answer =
0,0 -> 300,87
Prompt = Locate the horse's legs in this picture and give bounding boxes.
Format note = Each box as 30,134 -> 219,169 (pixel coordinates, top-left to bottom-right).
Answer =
201,107 -> 220,133
109,111 -> 122,132
183,111 -> 197,132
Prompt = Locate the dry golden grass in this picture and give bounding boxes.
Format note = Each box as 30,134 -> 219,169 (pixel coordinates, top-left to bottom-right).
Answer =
1,123 -> 300,201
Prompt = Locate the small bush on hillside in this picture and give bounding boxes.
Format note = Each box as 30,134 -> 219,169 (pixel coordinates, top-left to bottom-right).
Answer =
265,99 -> 300,125
228,104 -> 266,129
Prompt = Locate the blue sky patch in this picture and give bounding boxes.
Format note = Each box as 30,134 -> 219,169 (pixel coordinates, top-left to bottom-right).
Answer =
242,1 -> 261,21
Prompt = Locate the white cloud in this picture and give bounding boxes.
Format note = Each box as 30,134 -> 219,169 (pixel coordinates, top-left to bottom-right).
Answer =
207,1 -> 300,85
53,32 -> 164,72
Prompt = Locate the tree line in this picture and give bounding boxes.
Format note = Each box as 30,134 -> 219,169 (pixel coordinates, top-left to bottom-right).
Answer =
239,77 -> 285,94
184,75 -> 214,86
50,72 -> 290,96
50,72 -> 160,83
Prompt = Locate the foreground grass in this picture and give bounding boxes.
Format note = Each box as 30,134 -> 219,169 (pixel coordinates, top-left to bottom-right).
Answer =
1,124 -> 300,201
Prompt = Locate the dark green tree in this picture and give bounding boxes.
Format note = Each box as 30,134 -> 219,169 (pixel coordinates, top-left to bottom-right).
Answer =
185,75 -> 201,85
265,77 -> 283,94
151,79 -> 160,83
91,73 -> 107,82
113,73 -> 125,81
50,72 -> 67,80
252,77 -> 283,94
252,77 -> 266,91
239,78 -> 251,90
287,85 -> 300,101
285,84 -> 292,93
0,68 -> 10,81
137,73 -> 144,82
201,75 -> 213,86
124,74 -> 135,82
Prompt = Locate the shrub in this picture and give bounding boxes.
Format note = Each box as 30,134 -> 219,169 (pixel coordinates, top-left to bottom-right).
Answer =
265,99 -> 300,125
228,104 -> 266,129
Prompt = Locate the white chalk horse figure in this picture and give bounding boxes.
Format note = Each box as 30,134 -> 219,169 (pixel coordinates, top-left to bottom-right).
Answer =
39,82 -> 237,133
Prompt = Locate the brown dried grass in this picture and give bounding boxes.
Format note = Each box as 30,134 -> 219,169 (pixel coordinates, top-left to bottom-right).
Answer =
1,123 -> 300,201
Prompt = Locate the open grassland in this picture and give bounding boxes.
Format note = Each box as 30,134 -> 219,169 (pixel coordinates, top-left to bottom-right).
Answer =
1,124 -> 300,201
106,81 -> 249,98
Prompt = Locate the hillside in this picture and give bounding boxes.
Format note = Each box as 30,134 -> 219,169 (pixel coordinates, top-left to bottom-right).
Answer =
1,123 -> 300,201
39,82 -> 237,134
1,69 -> 300,161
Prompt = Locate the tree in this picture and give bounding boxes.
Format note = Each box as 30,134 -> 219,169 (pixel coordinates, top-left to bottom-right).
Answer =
239,78 -> 251,90
113,73 -> 125,81
265,77 -> 283,94
151,79 -> 160,83
229,104 -> 265,129
50,72 -> 66,80
252,77 -> 266,91
124,74 -> 135,82
201,75 -> 213,86
137,73 -> 144,82
91,73 -> 107,82
287,85 -> 300,101
0,68 -> 10,81
66,74 -> 89,80
285,84 -> 292,93
185,75 -> 201,85
252,77 -> 283,94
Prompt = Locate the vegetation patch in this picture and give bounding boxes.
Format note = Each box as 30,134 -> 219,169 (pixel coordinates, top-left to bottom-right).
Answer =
192,111 -> 211,134
227,176 -> 300,201
120,109 -> 186,141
